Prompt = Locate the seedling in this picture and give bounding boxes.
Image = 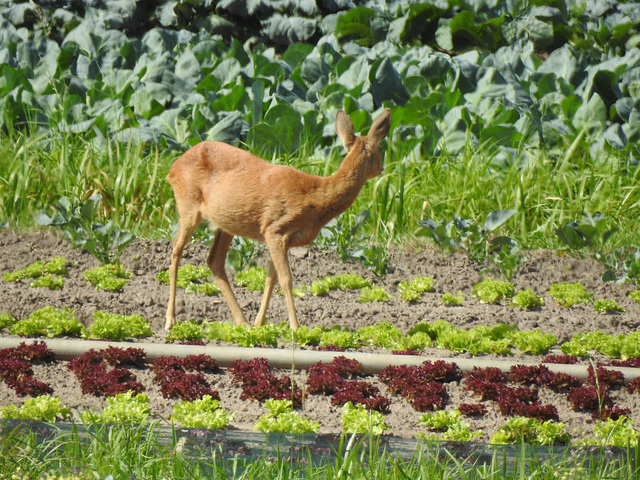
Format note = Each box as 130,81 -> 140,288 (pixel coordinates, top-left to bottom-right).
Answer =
472,278 -> 515,303
157,265 -> 219,294
418,409 -> 482,441
30,274 -> 65,290
358,286 -> 390,303
594,298 -> 625,314
254,399 -> 319,434
0,395 -> 72,422
491,416 -> 570,445
630,290 -> 640,305
398,276 -> 434,302
172,395 -> 235,429
87,311 -> 152,341
3,257 -> 68,290
510,289 -> 544,310
165,320 -> 205,344
309,273 -> 372,296
441,291 -> 463,306
84,263 -> 132,291
549,282 -> 593,307
11,306 -> 86,338
82,391 -> 150,424
341,401 -> 389,435
233,266 -> 267,291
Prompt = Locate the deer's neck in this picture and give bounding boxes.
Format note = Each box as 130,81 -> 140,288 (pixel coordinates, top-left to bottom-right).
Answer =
316,148 -> 368,220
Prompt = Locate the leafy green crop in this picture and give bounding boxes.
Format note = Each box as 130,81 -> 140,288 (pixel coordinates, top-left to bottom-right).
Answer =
37,195 -> 135,265
157,265 -> 219,294
510,289 -> 544,310
630,290 -> 640,305
491,416 -> 570,446
341,402 -> 388,435
290,325 -> 324,346
398,276 -> 434,302
205,321 -> 286,347
320,327 -> 361,349
581,416 -> 639,448
3,257 -> 68,282
254,399 -> 319,434
510,330 -> 557,355
358,286 -> 390,303
0,395 -> 72,422
309,273 -> 372,296
83,391 -> 150,425
171,395 -> 235,430
593,298 -> 625,314
11,306 -> 85,338
472,278 -> 515,303
561,330 -> 640,359
0,312 -> 17,330
87,311 -> 152,341
29,274 -> 65,290
549,282 -> 593,307
166,320 -> 205,344
418,409 -> 482,442
441,292 -> 463,306
84,263 -> 133,291
234,266 -> 267,291
357,322 -> 405,350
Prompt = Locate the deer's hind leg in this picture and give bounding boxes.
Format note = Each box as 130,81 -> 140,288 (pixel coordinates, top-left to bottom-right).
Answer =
208,230 -> 251,327
166,211 -> 202,331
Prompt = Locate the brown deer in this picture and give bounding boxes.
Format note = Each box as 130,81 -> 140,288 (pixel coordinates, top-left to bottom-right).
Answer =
165,108 -> 392,331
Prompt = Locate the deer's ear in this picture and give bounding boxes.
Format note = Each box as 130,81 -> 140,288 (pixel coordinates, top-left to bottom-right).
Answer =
368,108 -> 392,145
336,110 -> 356,152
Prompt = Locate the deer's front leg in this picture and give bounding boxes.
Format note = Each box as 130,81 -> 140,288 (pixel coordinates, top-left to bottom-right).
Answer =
265,236 -> 299,330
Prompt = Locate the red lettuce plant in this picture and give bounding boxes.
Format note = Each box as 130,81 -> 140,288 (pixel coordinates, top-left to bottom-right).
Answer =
68,349 -> 144,397
509,364 -> 581,391
0,342 -> 55,396
543,355 -> 578,364
566,385 -> 613,411
307,357 -> 390,413
459,403 -> 488,416
586,365 -> 625,389
229,358 -> 302,408
626,377 -> 640,394
151,354 -> 220,402
101,346 -> 146,367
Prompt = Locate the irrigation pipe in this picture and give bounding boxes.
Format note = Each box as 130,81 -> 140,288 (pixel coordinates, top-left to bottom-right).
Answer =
0,337 -> 638,381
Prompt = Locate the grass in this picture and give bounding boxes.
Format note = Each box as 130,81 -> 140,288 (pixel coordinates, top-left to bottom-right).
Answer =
0,421 -> 638,479
2,129 -> 639,256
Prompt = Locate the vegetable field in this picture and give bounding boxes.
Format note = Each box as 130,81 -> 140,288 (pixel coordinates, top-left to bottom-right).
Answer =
2,231 -> 640,445
2,0 -> 640,469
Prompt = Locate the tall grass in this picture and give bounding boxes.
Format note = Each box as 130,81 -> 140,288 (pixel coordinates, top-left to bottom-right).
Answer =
1,130 -> 639,253
1,422 -> 638,479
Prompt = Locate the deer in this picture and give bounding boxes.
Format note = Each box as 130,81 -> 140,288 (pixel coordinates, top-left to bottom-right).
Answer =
164,108 -> 392,332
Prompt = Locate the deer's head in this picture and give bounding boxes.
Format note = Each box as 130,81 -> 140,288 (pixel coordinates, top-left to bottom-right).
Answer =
336,108 -> 392,179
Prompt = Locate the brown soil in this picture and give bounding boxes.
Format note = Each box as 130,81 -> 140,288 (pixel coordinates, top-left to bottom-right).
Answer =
1,230 -> 639,441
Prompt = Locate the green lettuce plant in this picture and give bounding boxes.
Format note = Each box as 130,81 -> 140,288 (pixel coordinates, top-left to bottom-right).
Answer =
398,276 -> 434,302
510,330 -> 557,355
358,286 -> 390,303
11,306 -> 85,338
418,409 -> 482,442
490,416 -> 570,446
357,322 -> 405,350
82,391 -> 150,425
157,265 -> 219,294
234,266 -> 267,291
309,273 -> 372,296
630,290 -> 640,305
593,298 -> 625,314
441,292 -> 463,306
29,274 -> 65,290
2,256 -> 68,283
87,311 -> 152,341
549,282 -> 593,307
581,416 -> 639,448
253,399 -> 319,434
0,396 -> 72,422
166,320 -> 205,343
510,289 -> 544,310
171,395 -> 235,430
84,263 -> 132,291
341,402 -> 388,435
472,278 -> 515,303
0,312 -> 17,330
320,327 -> 361,349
